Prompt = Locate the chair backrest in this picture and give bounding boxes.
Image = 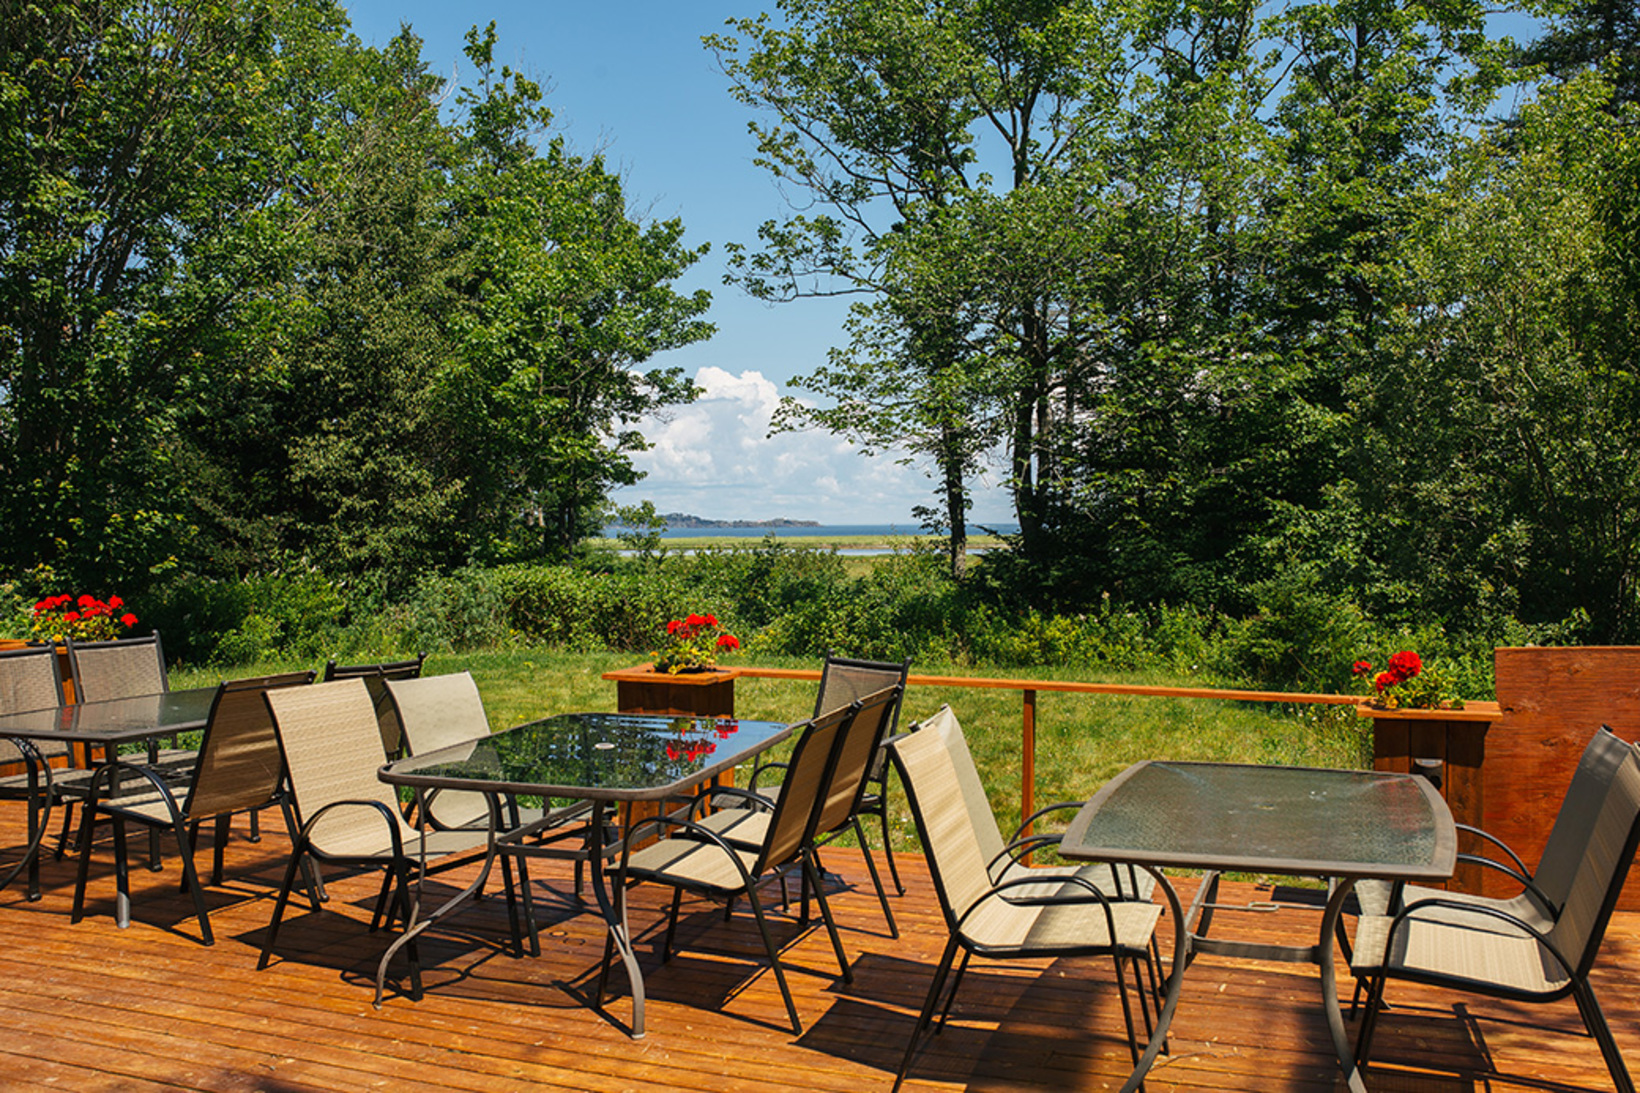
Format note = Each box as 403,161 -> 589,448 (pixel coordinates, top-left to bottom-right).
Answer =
1545,727 -> 1640,977
888,724 -> 997,931
66,632 -> 167,702
911,704 -> 1008,869
814,653 -> 911,735
0,645 -> 65,713
811,685 -> 901,837
756,703 -> 856,872
384,672 -> 490,755
183,671 -> 315,819
265,678 -> 414,856
1531,725 -> 1639,911
321,653 -> 426,758
0,645 -> 67,763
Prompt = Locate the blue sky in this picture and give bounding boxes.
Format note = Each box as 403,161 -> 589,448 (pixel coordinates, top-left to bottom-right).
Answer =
341,2 -> 1018,525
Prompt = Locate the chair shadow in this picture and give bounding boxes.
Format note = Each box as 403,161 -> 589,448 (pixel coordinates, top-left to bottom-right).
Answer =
795,951 -> 1155,1089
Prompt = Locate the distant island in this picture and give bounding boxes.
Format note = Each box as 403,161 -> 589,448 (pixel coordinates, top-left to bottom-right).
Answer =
657,513 -> 821,529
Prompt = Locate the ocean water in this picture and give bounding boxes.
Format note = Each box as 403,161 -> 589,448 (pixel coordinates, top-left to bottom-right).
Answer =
603,523 -> 1019,539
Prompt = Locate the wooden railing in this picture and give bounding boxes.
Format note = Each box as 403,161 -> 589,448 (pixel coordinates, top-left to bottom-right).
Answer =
736,666 -> 1367,829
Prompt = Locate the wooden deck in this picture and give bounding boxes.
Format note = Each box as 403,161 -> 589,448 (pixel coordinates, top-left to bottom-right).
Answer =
0,812 -> 1635,1092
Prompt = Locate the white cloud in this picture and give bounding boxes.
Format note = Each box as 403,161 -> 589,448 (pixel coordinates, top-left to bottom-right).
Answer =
612,367 -> 1013,526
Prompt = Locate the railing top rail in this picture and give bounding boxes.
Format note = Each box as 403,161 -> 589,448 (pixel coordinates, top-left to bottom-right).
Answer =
734,666 -> 1372,707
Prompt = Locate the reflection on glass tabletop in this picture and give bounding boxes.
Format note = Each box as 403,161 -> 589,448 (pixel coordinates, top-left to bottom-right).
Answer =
380,712 -> 791,801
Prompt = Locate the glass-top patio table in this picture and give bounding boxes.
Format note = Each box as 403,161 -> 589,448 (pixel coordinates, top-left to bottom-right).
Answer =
377,710 -> 793,1038
0,687 -> 216,898
1060,760 -> 1457,1093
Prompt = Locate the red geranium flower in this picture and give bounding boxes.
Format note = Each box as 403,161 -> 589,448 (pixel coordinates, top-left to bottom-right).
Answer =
120,613 -> 138,627
716,633 -> 740,651
1352,660 -> 1373,677
1387,650 -> 1422,680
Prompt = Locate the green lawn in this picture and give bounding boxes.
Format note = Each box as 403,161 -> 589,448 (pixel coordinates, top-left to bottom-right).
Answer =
173,649 -> 1368,860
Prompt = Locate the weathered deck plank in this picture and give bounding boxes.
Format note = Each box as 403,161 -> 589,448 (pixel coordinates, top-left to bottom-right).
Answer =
0,813 -> 1633,1092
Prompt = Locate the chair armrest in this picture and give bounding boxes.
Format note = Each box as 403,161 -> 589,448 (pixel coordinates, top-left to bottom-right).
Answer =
746,761 -> 789,793
1455,822 -> 1532,877
1452,852 -> 1554,910
1371,895 -> 1577,983
1007,800 -> 1087,845
297,797 -> 407,858
987,831 -> 1065,876
687,785 -> 774,820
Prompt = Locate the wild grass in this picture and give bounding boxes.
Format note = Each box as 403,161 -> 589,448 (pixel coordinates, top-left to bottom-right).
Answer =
171,649 -> 1370,858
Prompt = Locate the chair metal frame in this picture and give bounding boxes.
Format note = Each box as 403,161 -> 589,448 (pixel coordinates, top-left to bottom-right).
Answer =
599,701 -> 864,1033
70,671 -> 316,944
884,724 -> 1172,1093
1351,725 -> 1640,1093
0,645 -> 69,899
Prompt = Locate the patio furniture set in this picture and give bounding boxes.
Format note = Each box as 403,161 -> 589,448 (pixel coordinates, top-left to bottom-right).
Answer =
0,638 -> 1636,1092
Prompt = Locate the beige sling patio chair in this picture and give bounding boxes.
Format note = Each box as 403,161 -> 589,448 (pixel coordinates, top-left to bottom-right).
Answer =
0,645 -> 72,899
69,671 -> 315,944
699,684 -> 904,935
740,654 -> 912,904
599,702 -> 862,1034
385,671 -> 601,895
62,632 -> 184,864
322,653 -> 426,760
884,725 -> 1167,1093
258,678 -> 534,997
1350,725 -> 1640,1093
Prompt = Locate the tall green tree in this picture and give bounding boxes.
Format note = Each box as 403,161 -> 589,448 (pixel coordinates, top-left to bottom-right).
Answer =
0,0 -> 346,590
439,25 -> 713,559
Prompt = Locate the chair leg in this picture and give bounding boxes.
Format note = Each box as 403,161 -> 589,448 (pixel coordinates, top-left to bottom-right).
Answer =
258,843 -> 309,969
248,806 -> 261,843
893,934 -> 963,1093
741,881 -> 803,1034
662,888 -> 684,962
70,800 -> 99,924
1112,951 -> 1143,1070
1354,972 -> 1390,1069
54,798 -> 77,860
171,816 -> 214,946
212,814 -> 231,886
369,869 -> 396,932
389,858 -> 424,1001
877,802 -> 905,896
936,949 -> 973,1033
851,817 -> 898,938
1573,978 -> 1636,1093
802,852 -> 854,983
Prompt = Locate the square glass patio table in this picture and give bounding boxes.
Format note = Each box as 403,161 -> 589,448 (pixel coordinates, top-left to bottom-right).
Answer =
1059,760 -> 1456,1093
1060,759 -> 1456,881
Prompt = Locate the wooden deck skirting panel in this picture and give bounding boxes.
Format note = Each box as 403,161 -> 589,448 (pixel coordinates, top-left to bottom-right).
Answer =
0,810 -> 1635,1091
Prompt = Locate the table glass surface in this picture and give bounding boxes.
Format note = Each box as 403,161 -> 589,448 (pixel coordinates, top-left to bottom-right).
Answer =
0,687 -> 215,744
1061,760 -> 1455,880
380,713 -> 791,801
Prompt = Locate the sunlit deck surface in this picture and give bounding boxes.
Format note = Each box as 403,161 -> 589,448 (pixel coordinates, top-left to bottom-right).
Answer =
0,811 -> 1634,1092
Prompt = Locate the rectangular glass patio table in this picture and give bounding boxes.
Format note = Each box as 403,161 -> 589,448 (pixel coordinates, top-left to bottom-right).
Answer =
378,710 -> 793,1038
0,688 -> 216,898
1059,760 -> 1457,1093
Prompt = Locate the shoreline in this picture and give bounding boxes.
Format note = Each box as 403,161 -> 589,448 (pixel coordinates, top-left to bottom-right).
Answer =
592,532 -> 1009,551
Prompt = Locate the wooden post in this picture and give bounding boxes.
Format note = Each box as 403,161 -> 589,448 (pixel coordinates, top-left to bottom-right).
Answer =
1022,689 -> 1037,838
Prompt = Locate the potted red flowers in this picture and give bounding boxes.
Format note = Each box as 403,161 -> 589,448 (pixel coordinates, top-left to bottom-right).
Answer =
653,612 -> 740,675
1352,650 -> 1465,710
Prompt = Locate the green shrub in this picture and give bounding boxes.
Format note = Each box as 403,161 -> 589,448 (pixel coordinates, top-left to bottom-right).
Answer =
400,567 -> 509,653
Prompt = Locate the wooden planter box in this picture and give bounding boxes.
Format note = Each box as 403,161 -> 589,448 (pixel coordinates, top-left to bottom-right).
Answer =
1363,702 -> 1500,894
600,664 -> 743,844
601,664 -> 739,719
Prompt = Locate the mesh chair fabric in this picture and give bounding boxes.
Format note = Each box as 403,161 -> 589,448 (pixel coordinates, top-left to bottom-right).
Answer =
0,647 -> 67,765
66,634 -> 167,702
